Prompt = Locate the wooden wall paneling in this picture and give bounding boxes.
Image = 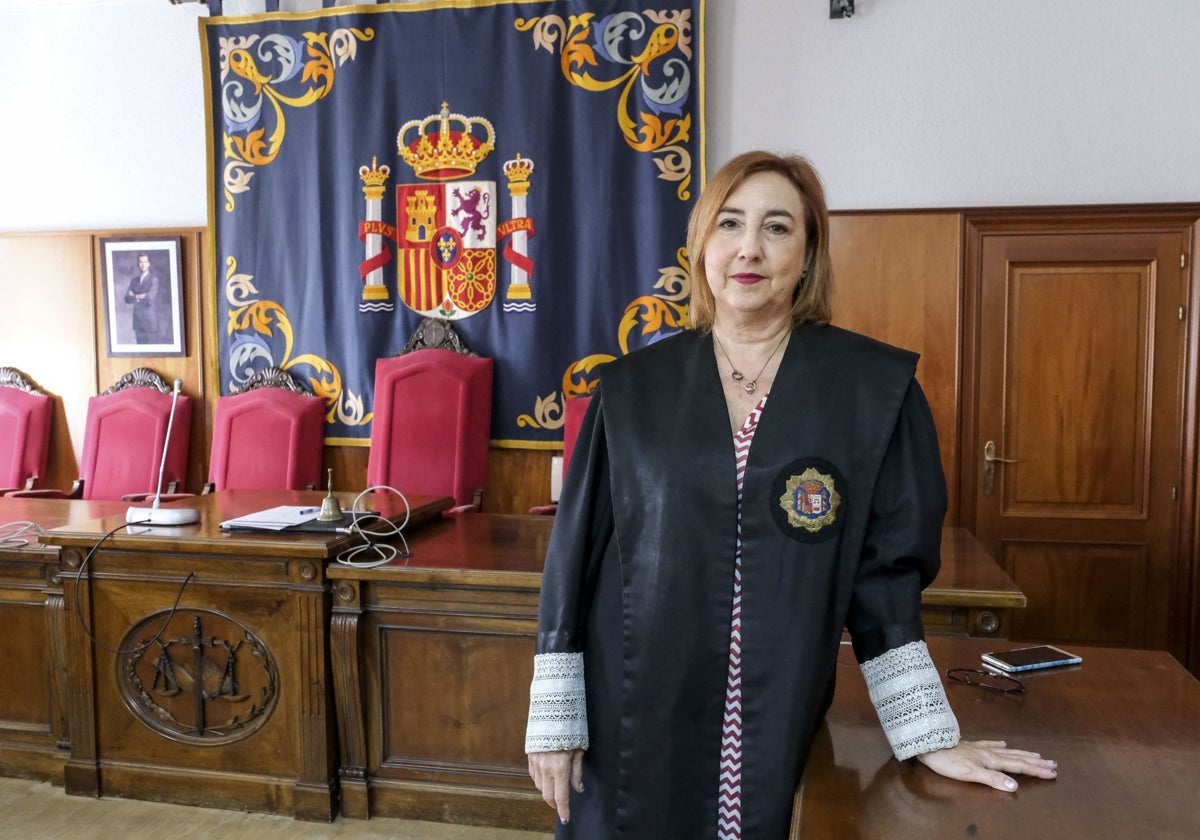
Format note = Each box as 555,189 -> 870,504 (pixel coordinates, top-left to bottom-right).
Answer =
91,229 -> 210,494
487,447 -> 553,515
196,227 -> 217,494
324,444 -> 368,496
322,444 -> 553,517
0,233 -> 95,492
828,213 -> 963,524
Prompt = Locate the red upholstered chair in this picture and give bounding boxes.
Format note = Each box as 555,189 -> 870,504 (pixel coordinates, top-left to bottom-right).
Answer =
561,393 -> 592,482
530,393 -> 593,515
0,367 -> 53,495
367,319 -> 492,512
205,367 -> 325,492
14,368 -> 191,501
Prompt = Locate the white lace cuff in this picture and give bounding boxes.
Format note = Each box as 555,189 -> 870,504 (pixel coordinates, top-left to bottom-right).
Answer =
860,640 -> 960,760
525,651 -> 589,753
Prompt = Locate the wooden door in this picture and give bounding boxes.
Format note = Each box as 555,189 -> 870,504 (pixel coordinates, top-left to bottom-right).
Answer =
963,214 -> 1194,654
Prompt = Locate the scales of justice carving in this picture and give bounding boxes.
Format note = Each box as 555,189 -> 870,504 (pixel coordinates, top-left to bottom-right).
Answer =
357,102 -> 537,318
121,611 -> 279,744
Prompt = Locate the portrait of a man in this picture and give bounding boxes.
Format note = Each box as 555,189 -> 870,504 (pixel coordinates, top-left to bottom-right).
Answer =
102,237 -> 185,356
124,252 -> 162,344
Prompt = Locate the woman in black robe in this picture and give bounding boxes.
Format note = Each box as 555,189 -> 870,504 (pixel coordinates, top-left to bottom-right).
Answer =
526,151 -> 1058,839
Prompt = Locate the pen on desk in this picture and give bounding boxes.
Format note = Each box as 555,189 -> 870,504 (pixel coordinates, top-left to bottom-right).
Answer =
298,508 -> 319,515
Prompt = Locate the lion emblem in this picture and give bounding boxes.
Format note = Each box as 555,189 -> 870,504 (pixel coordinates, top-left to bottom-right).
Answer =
452,187 -> 491,239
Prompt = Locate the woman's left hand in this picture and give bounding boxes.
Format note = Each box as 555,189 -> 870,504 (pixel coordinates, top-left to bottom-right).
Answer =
916,739 -> 1057,792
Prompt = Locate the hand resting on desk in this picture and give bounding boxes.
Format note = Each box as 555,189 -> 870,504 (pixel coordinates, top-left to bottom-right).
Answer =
916,739 -> 1058,791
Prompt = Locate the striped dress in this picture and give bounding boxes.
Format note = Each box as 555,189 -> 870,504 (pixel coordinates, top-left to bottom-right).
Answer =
717,394 -> 765,839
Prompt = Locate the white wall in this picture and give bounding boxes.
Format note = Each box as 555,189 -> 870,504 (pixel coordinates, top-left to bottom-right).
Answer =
707,0 -> 1200,208
0,0 -> 208,231
0,0 -> 1197,232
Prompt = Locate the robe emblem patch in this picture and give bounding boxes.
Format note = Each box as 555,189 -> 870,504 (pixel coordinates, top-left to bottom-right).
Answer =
771,460 -> 846,542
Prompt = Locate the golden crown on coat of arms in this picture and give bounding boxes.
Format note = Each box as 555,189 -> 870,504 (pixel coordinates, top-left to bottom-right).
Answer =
502,153 -> 535,198
359,156 -> 391,199
397,102 -> 495,181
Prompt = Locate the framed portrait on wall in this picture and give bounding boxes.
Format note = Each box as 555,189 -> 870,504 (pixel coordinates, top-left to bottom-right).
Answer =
100,236 -> 185,356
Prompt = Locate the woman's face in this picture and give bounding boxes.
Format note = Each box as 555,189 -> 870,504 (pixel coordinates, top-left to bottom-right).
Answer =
703,171 -> 809,327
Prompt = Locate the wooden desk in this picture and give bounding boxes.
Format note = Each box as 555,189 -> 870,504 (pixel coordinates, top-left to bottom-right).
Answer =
923,527 -> 1026,637
328,513 -> 550,828
0,498 -> 128,782
326,518 -> 1025,829
3,497 -> 1025,828
35,490 -> 450,821
792,636 -> 1200,839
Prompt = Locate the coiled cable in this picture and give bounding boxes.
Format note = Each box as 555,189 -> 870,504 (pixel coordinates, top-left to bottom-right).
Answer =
334,485 -> 413,569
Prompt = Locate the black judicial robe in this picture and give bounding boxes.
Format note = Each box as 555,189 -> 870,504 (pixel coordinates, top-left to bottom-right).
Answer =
536,324 -> 947,840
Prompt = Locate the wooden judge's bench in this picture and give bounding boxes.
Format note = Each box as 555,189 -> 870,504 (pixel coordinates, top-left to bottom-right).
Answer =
2,491 -> 1197,838
20,490 -> 451,820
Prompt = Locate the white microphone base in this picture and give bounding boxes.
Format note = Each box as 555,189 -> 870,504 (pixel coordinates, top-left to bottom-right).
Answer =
125,506 -> 201,526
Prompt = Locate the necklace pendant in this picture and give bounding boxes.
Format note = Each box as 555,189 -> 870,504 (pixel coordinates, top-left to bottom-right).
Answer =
730,370 -> 745,381
743,380 -> 757,394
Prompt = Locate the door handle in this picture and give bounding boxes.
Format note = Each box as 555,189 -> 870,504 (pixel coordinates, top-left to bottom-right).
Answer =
984,441 -> 1018,464
982,440 -> 1016,495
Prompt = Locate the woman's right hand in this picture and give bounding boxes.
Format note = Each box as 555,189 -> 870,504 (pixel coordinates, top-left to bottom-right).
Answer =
528,748 -> 584,824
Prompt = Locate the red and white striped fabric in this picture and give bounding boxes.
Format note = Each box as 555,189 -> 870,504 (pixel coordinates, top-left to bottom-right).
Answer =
718,395 -> 765,839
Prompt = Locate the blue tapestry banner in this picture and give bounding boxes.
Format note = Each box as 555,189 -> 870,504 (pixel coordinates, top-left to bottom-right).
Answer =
201,0 -> 704,446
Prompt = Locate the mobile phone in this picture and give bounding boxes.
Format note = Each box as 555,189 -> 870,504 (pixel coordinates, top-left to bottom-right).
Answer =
980,644 -> 1082,673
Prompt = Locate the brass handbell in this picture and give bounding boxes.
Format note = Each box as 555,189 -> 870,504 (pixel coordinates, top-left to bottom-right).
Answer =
318,468 -> 343,521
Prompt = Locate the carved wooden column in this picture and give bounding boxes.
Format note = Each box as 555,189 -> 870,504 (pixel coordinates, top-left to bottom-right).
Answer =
59,546 -> 100,797
331,579 -> 369,818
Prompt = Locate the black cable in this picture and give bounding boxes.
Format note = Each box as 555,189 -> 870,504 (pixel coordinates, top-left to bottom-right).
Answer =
72,522 -> 196,656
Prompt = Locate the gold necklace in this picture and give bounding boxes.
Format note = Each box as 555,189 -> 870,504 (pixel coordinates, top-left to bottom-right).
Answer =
712,330 -> 790,394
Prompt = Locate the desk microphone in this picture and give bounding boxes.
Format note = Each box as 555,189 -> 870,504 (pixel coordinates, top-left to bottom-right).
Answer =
125,378 -> 200,526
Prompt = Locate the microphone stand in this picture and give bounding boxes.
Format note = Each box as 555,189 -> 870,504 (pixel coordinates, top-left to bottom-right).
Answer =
125,379 -> 200,526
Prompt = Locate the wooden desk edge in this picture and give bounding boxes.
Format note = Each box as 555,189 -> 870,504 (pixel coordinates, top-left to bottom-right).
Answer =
921,588 -> 1028,609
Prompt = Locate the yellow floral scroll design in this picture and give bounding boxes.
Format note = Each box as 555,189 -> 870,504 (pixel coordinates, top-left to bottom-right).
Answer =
218,27 -> 374,211
223,256 -> 368,427
515,9 -> 695,200
518,248 -> 690,430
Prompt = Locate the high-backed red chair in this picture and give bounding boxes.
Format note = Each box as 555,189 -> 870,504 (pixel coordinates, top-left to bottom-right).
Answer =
206,366 -> 325,492
0,367 -> 53,495
79,368 -> 192,501
367,318 -> 492,511
530,393 -> 593,515
561,393 -> 593,482
15,368 -> 191,501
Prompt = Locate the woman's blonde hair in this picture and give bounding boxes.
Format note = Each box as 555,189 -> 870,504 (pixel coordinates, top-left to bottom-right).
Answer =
686,151 -> 833,331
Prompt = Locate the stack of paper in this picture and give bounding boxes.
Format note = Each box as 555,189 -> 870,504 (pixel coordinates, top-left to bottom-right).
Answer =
219,505 -> 322,532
